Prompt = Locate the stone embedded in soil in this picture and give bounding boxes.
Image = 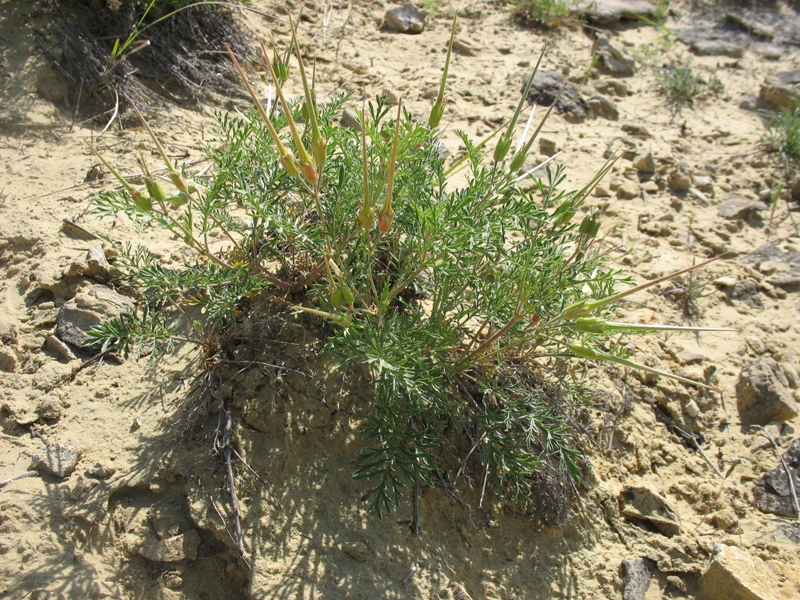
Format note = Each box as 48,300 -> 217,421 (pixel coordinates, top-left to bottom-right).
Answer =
578,0 -> 656,24
523,70 -> 617,122
742,242 -> 800,265
754,438 -> 800,518
731,279 -> 764,309
760,70 -> 800,111
36,397 -> 63,421
632,152 -> 656,173
593,34 -> 636,77
55,284 -> 133,351
0,344 -> 18,372
452,38 -> 480,57
711,509 -> 739,531
618,483 -> 682,537
383,3 -> 427,34
134,529 -> 201,563
621,557 -> 656,600
30,442 -> 80,478
65,246 -> 116,284
699,543 -> 781,600
668,169 -> 693,192
736,357 -> 799,425
717,194 -> 768,220
340,541 -> 370,562
674,28 -> 747,58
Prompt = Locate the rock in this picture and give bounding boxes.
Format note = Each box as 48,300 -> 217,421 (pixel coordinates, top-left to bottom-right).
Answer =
668,169 -> 693,192
678,350 -> 705,365
618,483 -> 682,536
593,34 -> 636,77
617,181 -> 640,199
86,462 -> 116,479
452,38 -> 480,57
45,334 -> 77,361
760,70 -> 800,112
0,344 -> 18,372
754,438 -> 800,518
340,541 -> 370,562
136,530 -> 201,563
711,509 -> 739,530
700,544 -> 780,600
340,107 -> 362,131
736,357 -> 799,425
65,246 -> 115,283
621,557 -> 656,600
792,176 -> 800,202
31,442 -> 80,478
717,194 -> 768,219
382,88 -> 400,105
732,279 -> 764,309
56,284 -> 133,351
523,70 -> 617,121
587,94 -> 619,120
725,13 -> 774,41
525,70 -> 590,121
36,397 -> 63,421
579,0 -> 656,24
632,152 -> 656,173
741,243 -> 800,266
384,3 -> 427,34
539,137 -> 559,156
675,28 -> 747,58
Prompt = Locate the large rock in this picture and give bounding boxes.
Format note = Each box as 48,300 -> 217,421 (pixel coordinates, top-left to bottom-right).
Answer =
754,438 -> 800,518
700,544 -> 780,600
134,529 -> 201,563
760,71 -> 800,112
717,194 -> 768,220
55,284 -> 133,351
618,483 -> 682,537
384,3 -> 427,34
523,70 -> 617,122
675,27 -> 747,58
30,442 -> 80,478
736,357 -> 799,425
622,557 -> 656,600
579,0 -> 656,24
594,34 -> 636,77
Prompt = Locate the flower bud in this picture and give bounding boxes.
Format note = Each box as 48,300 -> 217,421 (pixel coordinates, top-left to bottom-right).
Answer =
493,134 -> 513,163
338,284 -> 355,305
301,161 -> 319,183
428,102 -> 445,128
579,213 -> 601,237
377,207 -> 395,233
312,137 -> 327,168
131,188 -> 152,212
358,203 -> 374,230
509,150 -> 527,174
167,192 -> 190,209
573,317 -> 607,333
332,312 -> 352,327
331,286 -> 344,309
569,343 -> 599,360
561,301 -> 590,320
168,171 -> 189,194
279,154 -> 301,177
145,176 -> 167,205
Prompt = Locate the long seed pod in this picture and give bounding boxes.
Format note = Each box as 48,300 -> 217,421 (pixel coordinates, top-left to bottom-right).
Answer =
260,41 -> 317,182
226,45 -> 294,165
378,101 -> 403,233
428,15 -> 457,128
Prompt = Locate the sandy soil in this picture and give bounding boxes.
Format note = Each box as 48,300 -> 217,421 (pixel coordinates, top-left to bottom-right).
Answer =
2,0 -> 800,598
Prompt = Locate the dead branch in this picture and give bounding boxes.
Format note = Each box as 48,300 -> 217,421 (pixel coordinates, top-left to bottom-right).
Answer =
0,470 -> 38,489
754,425 -> 800,519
